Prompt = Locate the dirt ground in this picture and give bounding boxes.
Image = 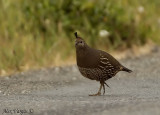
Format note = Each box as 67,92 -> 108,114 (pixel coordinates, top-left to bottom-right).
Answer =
0,47 -> 160,115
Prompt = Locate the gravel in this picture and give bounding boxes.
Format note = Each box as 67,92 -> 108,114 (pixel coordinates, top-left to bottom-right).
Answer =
0,48 -> 160,115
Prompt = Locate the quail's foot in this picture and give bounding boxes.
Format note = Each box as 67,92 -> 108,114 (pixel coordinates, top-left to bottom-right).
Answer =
89,92 -> 101,96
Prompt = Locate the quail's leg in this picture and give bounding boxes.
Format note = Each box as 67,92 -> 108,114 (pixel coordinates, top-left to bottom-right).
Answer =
89,84 -> 102,96
104,82 -> 110,88
102,83 -> 105,95
98,81 -> 110,96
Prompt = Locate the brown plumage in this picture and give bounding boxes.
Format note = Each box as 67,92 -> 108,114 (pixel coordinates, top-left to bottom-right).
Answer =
74,32 -> 132,96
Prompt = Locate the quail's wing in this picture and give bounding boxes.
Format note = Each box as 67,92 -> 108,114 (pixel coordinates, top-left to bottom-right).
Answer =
97,50 -> 121,70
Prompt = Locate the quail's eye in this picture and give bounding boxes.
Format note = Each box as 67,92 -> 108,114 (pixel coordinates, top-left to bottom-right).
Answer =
80,41 -> 82,43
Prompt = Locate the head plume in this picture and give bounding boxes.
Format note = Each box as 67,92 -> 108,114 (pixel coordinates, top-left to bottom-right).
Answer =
74,32 -> 87,48
74,32 -> 78,38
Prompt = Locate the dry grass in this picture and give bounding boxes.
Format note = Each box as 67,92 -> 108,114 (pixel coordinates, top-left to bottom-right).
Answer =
0,0 -> 160,76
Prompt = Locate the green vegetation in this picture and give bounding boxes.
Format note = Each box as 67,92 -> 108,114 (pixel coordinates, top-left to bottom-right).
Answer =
0,0 -> 160,75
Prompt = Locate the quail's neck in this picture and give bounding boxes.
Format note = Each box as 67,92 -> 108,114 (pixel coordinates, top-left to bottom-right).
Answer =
76,47 -> 86,57
76,45 -> 90,58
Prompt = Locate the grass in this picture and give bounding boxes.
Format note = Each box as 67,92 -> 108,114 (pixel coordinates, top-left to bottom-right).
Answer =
0,0 -> 160,75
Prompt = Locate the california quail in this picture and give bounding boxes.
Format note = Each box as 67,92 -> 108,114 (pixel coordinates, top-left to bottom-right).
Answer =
74,32 -> 132,96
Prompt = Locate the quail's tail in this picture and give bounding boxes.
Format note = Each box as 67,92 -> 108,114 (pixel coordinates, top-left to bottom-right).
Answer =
121,66 -> 132,73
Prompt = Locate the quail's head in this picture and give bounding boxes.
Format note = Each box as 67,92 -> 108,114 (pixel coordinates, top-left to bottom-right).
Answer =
74,32 -> 87,49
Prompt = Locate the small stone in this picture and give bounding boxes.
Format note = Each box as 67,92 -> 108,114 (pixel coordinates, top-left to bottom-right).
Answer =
72,77 -> 77,81
21,90 -> 26,94
55,67 -> 60,72
5,77 -> 9,80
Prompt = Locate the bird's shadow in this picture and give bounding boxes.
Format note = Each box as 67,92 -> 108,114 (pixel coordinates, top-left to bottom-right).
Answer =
99,94 -> 132,98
